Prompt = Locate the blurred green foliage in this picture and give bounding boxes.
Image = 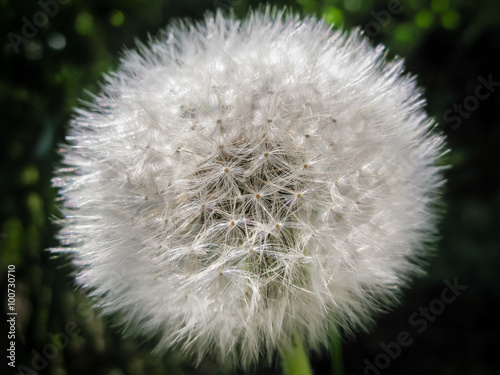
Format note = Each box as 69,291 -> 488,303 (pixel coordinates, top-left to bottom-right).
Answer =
1,0 -> 499,374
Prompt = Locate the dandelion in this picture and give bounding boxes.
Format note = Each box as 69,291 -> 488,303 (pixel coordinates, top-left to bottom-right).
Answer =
53,8 -> 446,371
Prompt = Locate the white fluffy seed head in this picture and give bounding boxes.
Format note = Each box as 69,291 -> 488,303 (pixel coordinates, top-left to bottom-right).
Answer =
53,8 -> 446,369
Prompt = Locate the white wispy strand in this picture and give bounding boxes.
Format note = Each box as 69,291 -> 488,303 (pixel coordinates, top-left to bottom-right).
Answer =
53,8 -> 446,369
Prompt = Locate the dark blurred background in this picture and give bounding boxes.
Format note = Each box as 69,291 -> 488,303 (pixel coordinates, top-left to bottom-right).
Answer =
1,0 -> 499,374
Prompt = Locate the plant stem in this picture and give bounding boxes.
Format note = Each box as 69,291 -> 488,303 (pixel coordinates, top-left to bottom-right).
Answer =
280,334 -> 313,375
330,328 -> 344,375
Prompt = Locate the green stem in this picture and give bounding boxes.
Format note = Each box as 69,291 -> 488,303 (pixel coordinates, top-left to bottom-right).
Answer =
280,334 -> 313,375
330,328 -> 344,375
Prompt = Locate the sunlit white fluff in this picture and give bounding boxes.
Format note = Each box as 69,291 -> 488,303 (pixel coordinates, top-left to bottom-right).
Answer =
53,8 -> 446,369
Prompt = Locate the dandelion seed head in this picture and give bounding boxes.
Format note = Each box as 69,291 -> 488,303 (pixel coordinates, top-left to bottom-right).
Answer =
53,8 -> 446,369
